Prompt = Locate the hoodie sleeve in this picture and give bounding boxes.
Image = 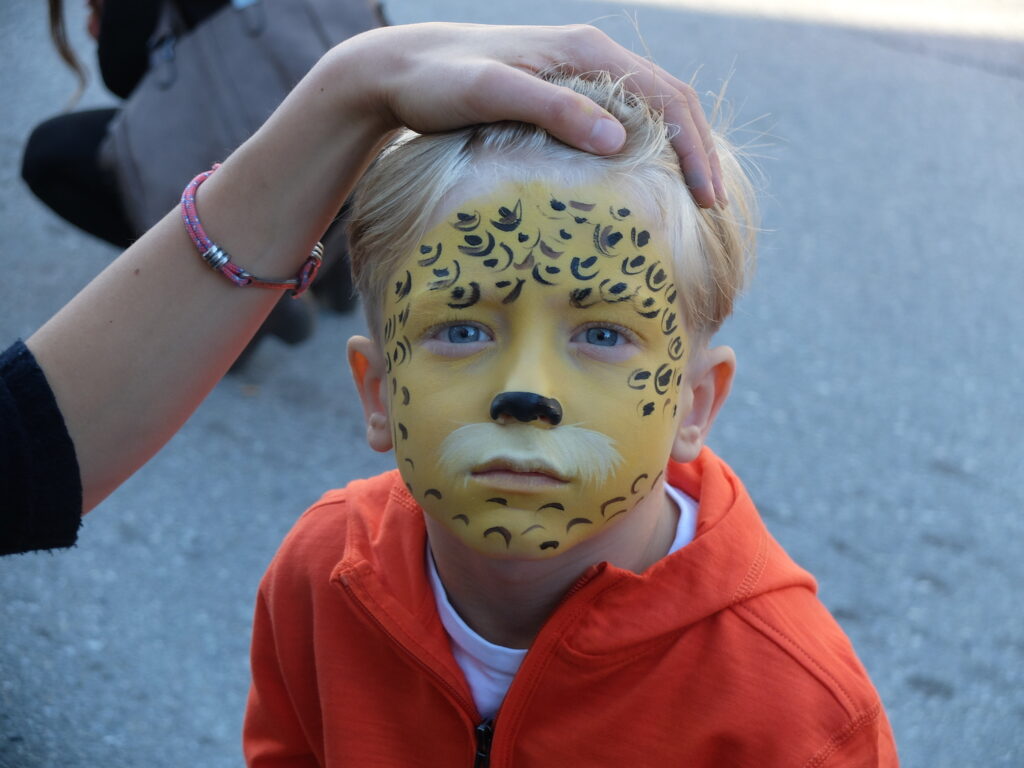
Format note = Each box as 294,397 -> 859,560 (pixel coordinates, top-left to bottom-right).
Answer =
810,701 -> 900,767
243,588 -> 319,767
0,340 -> 82,556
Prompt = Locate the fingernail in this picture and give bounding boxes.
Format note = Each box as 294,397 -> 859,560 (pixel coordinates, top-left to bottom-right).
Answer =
587,118 -> 625,154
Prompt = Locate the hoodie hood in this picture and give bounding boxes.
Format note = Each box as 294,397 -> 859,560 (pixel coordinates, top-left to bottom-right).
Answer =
330,447 -> 815,661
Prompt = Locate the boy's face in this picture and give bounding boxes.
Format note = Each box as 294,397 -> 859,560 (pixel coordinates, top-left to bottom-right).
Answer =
366,180 -> 693,558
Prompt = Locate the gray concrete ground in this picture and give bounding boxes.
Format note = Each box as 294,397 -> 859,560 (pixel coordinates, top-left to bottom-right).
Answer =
1,0 -> 1022,765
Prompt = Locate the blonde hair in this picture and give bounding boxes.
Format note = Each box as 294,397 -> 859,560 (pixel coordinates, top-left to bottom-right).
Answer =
348,70 -> 757,343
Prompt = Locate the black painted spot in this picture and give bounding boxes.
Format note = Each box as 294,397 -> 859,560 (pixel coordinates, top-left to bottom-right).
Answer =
570,287 -> 598,308
545,265 -> 559,275
458,232 -> 495,257
566,517 -> 593,532
574,216 -> 588,224
599,279 -> 634,303
454,211 -> 480,231
391,377 -> 397,395
486,497 -> 508,505
398,423 -> 408,440
630,473 -> 649,494
540,541 -> 560,550
425,488 -> 443,499
418,243 -> 442,267
617,207 -> 630,217
636,296 -> 660,319
645,263 -> 668,292
433,267 -> 449,277
484,526 -> 512,548
452,513 -> 470,526
667,336 -> 685,361
635,229 -> 650,247
401,386 -> 410,405
393,337 -> 411,366
448,281 -> 481,309
661,308 -> 678,335
496,280 -> 511,288
622,255 -> 646,275
502,278 -> 526,304
559,229 -> 572,239
538,502 -> 565,511
570,256 -> 599,281
654,364 -> 673,395
429,260 -> 461,290
627,369 -> 652,390
600,497 -> 626,517
518,232 -> 529,242
532,262 -> 559,287
491,200 -> 522,232
550,198 -> 566,211
642,402 -> 655,416
483,258 -> 498,268
394,270 -> 412,299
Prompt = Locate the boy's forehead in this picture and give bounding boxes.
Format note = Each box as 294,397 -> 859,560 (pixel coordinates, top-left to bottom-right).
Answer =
386,179 -> 678,310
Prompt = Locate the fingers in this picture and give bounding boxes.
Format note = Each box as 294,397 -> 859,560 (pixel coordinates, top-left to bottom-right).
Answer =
535,26 -> 720,207
460,65 -> 627,155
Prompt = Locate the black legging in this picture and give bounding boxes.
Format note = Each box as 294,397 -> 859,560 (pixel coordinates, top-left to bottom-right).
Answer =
21,108 -> 135,249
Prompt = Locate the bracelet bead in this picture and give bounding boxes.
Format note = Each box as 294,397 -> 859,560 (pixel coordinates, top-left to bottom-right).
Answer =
180,165 -> 323,296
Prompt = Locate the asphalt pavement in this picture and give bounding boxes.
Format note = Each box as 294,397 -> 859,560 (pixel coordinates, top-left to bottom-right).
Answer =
1,0 -> 1022,765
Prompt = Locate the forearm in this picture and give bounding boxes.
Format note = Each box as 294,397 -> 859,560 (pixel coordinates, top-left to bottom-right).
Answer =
27,45 -> 390,513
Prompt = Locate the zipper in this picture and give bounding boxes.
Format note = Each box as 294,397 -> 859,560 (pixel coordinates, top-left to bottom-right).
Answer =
336,572 -> 488,763
474,719 -> 494,768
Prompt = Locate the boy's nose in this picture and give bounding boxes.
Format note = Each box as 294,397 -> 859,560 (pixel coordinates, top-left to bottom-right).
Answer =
490,391 -> 563,426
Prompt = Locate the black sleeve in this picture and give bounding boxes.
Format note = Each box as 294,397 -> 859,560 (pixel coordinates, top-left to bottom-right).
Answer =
97,0 -> 163,99
0,341 -> 82,556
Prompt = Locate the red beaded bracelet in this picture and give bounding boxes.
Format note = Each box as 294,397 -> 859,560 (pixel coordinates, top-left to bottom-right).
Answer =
180,164 -> 323,296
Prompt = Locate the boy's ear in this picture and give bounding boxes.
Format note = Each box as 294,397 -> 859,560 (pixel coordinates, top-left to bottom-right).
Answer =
347,335 -> 393,453
671,345 -> 736,464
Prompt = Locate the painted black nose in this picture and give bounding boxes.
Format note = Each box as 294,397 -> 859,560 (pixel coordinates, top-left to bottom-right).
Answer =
489,391 -> 563,426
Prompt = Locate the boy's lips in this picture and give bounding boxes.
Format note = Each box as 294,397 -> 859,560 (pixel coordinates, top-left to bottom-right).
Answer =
470,458 -> 570,488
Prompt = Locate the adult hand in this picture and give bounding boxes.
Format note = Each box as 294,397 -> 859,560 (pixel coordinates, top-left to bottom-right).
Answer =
334,23 -> 724,207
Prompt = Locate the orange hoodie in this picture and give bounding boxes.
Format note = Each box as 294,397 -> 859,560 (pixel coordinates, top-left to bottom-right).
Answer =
244,448 -> 898,767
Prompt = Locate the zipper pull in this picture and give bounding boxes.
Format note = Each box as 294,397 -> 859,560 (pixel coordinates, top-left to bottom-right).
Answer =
474,719 -> 494,768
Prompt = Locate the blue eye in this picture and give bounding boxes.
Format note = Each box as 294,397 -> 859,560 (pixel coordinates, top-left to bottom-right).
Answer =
585,327 -> 620,346
446,324 -> 486,343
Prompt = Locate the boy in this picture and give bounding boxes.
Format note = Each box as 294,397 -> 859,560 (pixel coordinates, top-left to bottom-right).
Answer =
243,73 -> 898,766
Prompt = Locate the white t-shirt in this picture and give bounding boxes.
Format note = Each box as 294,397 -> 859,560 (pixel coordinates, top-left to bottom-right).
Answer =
426,484 -> 699,720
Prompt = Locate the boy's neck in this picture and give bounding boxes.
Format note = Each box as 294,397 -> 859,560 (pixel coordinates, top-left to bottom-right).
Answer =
426,485 -> 679,649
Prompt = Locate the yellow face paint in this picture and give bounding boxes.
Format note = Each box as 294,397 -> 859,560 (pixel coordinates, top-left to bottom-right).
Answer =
381,181 -> 689,558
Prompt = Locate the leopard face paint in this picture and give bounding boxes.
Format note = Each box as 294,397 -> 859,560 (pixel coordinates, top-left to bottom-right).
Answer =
382,181 -> 689,558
